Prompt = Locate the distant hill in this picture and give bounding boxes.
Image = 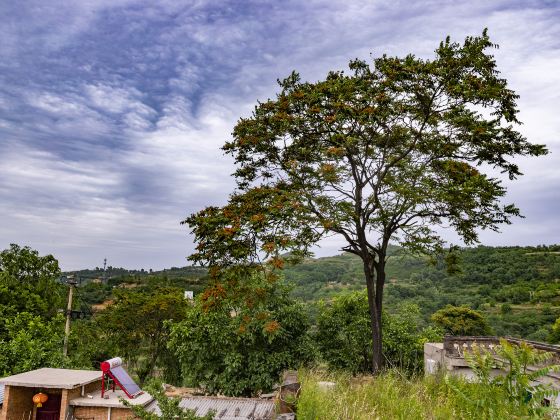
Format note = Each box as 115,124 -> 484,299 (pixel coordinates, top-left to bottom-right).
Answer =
284,245 -> 560,340
67,244 -> 560,341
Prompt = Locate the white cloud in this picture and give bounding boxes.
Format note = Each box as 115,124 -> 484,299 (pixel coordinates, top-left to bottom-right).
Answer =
1,0 -> 559,269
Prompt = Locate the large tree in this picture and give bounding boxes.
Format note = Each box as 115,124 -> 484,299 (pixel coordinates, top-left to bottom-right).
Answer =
185,31 -> 546,373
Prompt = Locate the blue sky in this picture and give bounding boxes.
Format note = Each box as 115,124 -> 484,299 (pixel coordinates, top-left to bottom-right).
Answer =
1,0 -> 559,270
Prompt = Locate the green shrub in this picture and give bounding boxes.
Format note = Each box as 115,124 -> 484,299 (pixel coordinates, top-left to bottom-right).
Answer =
169,270 -> 314,396
314,291 -> 442,374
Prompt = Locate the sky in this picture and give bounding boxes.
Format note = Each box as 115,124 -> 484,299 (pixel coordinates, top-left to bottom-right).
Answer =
0,0 -> 559,270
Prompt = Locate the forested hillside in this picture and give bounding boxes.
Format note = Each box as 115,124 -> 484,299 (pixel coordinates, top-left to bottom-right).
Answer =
72,244 -> 560,342
284,245 -> 560,340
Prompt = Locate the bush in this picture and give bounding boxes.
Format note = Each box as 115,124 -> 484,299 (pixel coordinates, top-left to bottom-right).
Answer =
314,291 -> 442,374
169,271 -> 314,396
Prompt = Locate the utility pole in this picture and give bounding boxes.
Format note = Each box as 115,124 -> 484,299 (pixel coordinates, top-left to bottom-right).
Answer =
103,258 -> 107,284
63,274 -> 77,357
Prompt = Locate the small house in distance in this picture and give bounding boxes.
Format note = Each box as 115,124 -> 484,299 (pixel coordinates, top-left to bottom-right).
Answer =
0,359 -> 286,419
0,359 -> 152,420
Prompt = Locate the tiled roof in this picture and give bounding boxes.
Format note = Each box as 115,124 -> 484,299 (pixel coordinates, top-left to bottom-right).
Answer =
0,383 -> 4,405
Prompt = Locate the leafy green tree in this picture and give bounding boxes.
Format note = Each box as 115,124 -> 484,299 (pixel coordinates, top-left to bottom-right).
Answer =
315,292 -> 372,374
548,317 -> 560,343
0,244 -> 64,322
169,269 -> 313,396
431,305 -> 492,336
184,31 -> 546,373
0,245 -> 67,374
0,312 -> 65,376
315,291 -> 441,374
94,287 -> 189,385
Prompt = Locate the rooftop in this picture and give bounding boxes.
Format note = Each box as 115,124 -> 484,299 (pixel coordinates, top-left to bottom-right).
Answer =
146,396 -> 276,420
70,389 -> 153,408
0,368 -> 100,389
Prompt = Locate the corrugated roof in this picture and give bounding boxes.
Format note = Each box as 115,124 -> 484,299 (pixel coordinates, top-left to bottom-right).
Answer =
0,383 -> 4,405
147,396 -> 275,420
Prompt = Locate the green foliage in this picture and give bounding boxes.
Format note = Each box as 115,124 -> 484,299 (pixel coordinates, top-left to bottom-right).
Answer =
0,243 -> 60,284
0,244 -> 64,322
296,369 -> 533,419
314,291 -> 442,374
549,317 -> 560,343
0,245 -> 68,375
125,380 -> 214,420
79,287 -> 189,384
501,303 -> 512,315
382,305 -> 443,373
460,339 -> 560,417
185,31 -> 546,373
169,269 -> 313,396
431,305 -> 492,336
315,292 -> 372,374
0,313 -> 65,376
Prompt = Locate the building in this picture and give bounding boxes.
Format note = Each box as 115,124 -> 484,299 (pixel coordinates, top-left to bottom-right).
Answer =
0,361 -> 291,419
425,336 -> 560,405
0,367 -> 151,420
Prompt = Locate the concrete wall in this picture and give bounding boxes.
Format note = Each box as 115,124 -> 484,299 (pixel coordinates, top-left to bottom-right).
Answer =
424,343 -> 444,375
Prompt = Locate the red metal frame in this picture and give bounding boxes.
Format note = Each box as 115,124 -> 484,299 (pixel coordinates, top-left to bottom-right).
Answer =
100,361 -> 142,399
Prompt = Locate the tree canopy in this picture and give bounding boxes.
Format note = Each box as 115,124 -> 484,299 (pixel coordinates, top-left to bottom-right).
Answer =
0,244 -> 66,375
169,269 -> 313,396
431,304 -> 492,336
185,30 -> 547,372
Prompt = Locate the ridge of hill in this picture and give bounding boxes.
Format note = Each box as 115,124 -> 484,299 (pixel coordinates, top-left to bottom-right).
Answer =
68,244 -> 560,340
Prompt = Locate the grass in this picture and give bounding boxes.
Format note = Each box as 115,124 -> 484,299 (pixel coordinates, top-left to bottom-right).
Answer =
295,369 -> 558,419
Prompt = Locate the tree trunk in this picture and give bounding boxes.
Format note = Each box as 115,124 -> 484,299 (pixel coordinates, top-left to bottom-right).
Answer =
362,256 -> 383,374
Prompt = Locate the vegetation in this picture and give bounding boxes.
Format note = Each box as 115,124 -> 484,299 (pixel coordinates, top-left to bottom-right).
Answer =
297,368 -> 559,419
92,287 -> 190,385
431,305 -> 492,336
315,291 -> 441,374
284,245 -> 560,341
184,30 -> 547,373
462,338 -> 560,417
0,244 -> 67,375
0,29 -> 555,418
298,338 -> 560,419
169,269 -> 313,396
0,312 -> 66,376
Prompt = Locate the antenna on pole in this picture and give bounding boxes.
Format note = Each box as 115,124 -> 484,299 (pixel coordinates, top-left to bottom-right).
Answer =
103,258 -> 107,284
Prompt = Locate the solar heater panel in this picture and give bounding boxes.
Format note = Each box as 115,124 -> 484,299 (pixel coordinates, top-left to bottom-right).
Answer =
110,365 -> 141,397
101,357 -> 142,398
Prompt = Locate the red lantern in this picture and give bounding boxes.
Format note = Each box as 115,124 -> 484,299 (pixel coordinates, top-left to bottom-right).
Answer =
32,392 -> 48,408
